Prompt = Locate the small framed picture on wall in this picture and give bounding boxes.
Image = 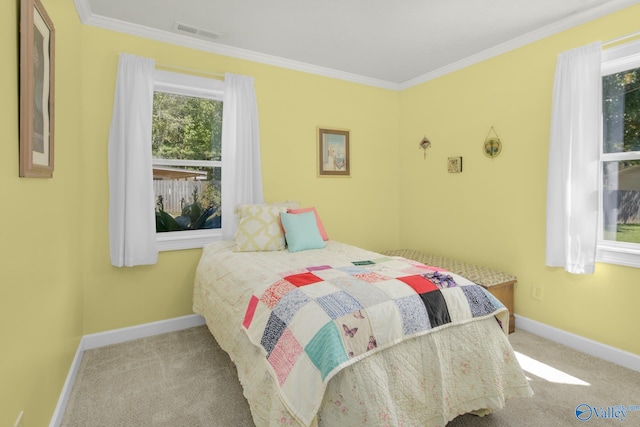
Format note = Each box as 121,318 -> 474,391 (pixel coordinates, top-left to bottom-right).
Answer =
318,127 -> 350,177
448,156 -> 462,173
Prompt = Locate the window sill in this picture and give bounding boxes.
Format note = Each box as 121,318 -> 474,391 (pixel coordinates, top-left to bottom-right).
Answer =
596,242 -> 640,268
156,229 -> 221,252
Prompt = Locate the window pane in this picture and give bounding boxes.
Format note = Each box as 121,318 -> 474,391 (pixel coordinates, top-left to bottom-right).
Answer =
602,160 -> 640,243
603,69 -> 640,154
154,166 -> 221,232
152,92 -> 222,161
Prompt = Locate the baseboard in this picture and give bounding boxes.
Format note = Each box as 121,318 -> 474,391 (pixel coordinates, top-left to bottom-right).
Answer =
515,314 -> 640,373
81,313 -> 206,350
49,314 -> 206,427
48,339 -> 85,427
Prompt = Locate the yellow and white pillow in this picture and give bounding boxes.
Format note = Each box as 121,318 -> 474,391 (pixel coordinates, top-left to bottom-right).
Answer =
234,204 -> 289,252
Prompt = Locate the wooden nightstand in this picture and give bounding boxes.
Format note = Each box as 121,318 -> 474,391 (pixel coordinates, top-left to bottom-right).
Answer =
381,249 -> 517,333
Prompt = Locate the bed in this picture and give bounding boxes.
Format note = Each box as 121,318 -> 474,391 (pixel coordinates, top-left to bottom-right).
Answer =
193,237 -> 533,427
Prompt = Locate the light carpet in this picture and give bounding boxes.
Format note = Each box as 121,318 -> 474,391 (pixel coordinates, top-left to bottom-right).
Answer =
60,326 -> 640,426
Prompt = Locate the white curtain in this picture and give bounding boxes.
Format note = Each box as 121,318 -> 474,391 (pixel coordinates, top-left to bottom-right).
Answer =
545,42 -> 602,274
221,73 -> 264,239
108,53 -> 158,267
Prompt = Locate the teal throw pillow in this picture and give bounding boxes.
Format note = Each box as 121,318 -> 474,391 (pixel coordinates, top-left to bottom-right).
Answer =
280,211 -> 326,252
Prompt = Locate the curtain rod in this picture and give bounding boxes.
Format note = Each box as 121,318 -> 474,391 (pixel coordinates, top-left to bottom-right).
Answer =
155,62 -> 225,79
603,30 -> 640,47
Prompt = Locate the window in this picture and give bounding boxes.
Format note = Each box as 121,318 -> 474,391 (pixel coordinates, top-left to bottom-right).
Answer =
598,41 -> 640,267
152,71 -> 224,251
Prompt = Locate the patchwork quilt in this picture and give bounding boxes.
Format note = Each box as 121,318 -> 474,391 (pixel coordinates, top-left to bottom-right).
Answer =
242,256 -> 508,426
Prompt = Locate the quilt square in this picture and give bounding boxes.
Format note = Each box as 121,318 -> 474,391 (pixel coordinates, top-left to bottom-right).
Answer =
336,265 -> 369,275
316,291 -> 364,319
366,302 -> 403,344
342,283 -> 389,307
419,290 -> 451,328
311,267 -> 351,282
285,272 -> 323,287
305,322 -> 348,380
243,295 -> 260,329
461,286 -> 499,317
287,302 -> 333,343
354,271 -> 391,283
397,275 -> 439,294
481,287 -> 505,311
306,265 -> 332,271
365,264 -> 405,280
352,260 -> 374,265
331,274 -> 368,289
273,288 -> 312,324
298,281 -> 339,299
395,294 -> 431,335
281,356 -> 323,420
423,271 -> 458,289
268,328 -> 304,386
440,287 -> 473,323
261,312 -> 287,355
244,298 -> 273,345
336,312 -> 374,359
261,279 -> 297,309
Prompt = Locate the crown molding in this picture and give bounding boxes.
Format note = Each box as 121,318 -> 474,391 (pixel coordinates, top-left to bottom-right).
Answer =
72,0 -> 92,22
399,0 -> 640,90
72,0 -> 400,90
74,0 -> 640,91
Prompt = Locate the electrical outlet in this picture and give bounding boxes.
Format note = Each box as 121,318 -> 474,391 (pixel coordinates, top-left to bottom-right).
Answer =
531,285 -> 544,301
14,411 -> 24,427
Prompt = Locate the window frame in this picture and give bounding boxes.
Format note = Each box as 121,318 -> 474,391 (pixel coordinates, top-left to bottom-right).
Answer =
597,40 -> 640,268
153,70 -> 224,252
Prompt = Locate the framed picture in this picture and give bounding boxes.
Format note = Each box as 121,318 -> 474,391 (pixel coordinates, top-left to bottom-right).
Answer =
318,127 -> 350,176
448,156 -> 462,173
20,0 -> 55,178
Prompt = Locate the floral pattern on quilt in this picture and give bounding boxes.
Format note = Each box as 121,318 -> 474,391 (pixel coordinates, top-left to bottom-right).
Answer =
242,257 -> 508,426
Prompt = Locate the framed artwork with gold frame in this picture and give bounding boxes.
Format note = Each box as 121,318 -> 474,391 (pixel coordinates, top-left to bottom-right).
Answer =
20,0 -> 55,178
318,127 -> 350,176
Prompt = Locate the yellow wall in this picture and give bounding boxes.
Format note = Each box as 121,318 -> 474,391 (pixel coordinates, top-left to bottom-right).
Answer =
399,6 -> 640,356
1,1 -> 84,426
3,1 -> 400,424
77,28 -> 401,335
3,0 -> 640,425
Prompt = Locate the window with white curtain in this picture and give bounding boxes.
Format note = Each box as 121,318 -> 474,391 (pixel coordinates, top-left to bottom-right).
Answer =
152,70 -> 224,251
598,40 -> 640,268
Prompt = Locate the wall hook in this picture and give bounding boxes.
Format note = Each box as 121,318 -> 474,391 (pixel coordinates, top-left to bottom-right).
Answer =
419,136 -> 431,159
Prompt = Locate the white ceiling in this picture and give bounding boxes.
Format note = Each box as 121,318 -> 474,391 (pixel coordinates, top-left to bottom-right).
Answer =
75,0 -> 639,89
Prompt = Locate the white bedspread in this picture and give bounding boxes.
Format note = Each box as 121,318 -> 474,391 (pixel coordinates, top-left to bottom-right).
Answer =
193,240 -> 533,426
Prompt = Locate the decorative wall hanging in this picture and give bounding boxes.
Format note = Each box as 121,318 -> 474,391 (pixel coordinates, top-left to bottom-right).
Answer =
448,156 -> 462,173
318,127 -> 350,176
20,0 -> 55,178
419,136 -> 431,159
483,126 -> 502,159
